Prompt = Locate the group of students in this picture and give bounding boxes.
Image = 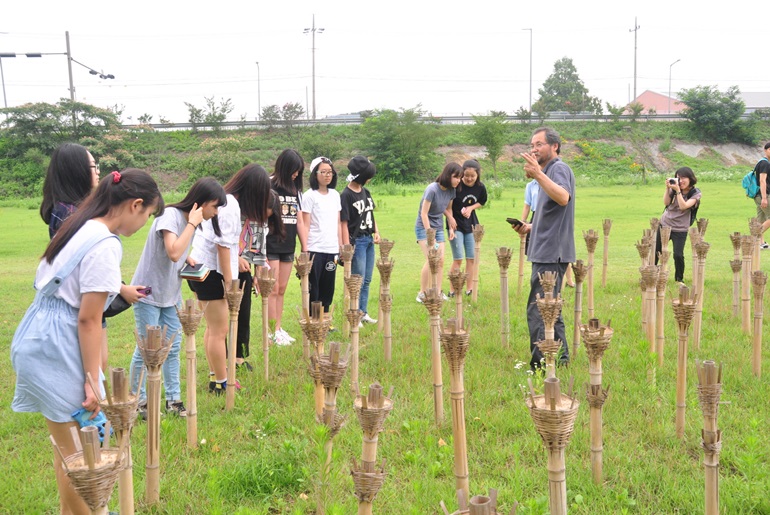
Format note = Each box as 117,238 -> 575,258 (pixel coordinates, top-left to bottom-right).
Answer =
9,143 -> 380,514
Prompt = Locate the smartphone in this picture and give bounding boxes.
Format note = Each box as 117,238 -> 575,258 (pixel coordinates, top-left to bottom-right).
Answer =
137,286 -> 152,295
506,217 -> 523,228
181,263 -> 203,273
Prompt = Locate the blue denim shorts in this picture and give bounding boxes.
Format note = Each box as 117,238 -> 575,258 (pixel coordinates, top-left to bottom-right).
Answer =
415,225 -> 445,243
450,230 -> 475,260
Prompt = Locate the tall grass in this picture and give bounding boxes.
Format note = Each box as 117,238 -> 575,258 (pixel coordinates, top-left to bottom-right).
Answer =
0,181 -> 769,513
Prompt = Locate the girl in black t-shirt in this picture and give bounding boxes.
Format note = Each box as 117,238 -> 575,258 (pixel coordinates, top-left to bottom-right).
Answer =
448,159 -> 487,296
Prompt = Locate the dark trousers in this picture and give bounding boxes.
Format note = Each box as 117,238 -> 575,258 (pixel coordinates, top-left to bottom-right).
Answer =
655,228 -> 688,282
309,251 -> 337,312
235,270 -> 253,359
527,262 -> 570,369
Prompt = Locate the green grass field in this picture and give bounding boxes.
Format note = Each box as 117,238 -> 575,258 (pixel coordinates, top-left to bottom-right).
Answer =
1,181 -> 769,514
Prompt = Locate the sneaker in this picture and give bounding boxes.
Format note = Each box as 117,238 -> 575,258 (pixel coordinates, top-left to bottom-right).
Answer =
441,292 -> 450,301
328,325 -> 339,333
358,321 -> 364,329
166,400 -> 187,417
761,242 -> 769,250
277,328 -> 296,342
273,330 -> 292,346
465,289 -> 472,296
448,291 -> 456,298
361,313 -> 378,324
209,380 -> 227,396
236,361 -> 254,372
416,291 -> 426,303
137,402 -> 147,420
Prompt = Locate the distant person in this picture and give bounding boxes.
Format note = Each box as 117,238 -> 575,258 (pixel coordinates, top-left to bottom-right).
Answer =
513,127 -> 575,370
415,162 -> 462,302
753,142 -> 770,248
654,167 -> 701,284
447,159 -> 487,297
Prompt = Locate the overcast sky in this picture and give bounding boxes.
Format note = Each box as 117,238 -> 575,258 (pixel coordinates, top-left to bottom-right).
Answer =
1,1 -> 765,124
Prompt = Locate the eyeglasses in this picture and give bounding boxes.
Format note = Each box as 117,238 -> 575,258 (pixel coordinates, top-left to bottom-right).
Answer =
530,142 -> 549,150
317,170 -> 334,176
90,163 -> 100,171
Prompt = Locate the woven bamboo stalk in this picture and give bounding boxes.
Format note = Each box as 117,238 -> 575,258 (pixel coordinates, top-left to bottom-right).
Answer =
535,276 -> 563,377
340,244 -> 355,337
741,235 -> 754,333
426,228 -> 438,290
177,300 -> 202,450
730,259 -> 742,318
352,383 -> 394,515
635,238 -> 651,268
584,230 -> 599,319
571,260 -> 587,356
697,218 -> 708,237
448,268 -> 467,329
440,319 -> 471,498
294,252 -> 314,360
496,248 -> 512,347
659,226 -> 672,253
471,225 -> 485,302
517,233 -> 527,296
656,251 -> 670,367
728,232 -> 741,263
696,360 -> 722,515
749,218 -> 762,273
527,376 -> 579,515
752,271 -> 767,378
299,301 -> 332,421
581,319 -> 612,485
422,288 -> 444,425
376,254 -> 394,335
345,273 -> 364,388
692,241 -> 710,351
440,489 -> 512,515
601,219 -> 612,288
640,265 -> 658,353
689,228 -> 701,288
672,285 -> 697,438
648,218 -> 660,266
136,325 -> 173,504
224,279 -> 244,411
256,268 -> 276,381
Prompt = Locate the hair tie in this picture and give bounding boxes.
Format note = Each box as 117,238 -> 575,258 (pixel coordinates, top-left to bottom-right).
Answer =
111,171 -> 121,184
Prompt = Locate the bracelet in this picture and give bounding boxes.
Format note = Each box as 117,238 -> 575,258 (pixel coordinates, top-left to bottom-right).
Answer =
188,222 -> 198,229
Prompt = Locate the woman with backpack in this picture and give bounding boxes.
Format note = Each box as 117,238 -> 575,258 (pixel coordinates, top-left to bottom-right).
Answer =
654,166 -> 701,284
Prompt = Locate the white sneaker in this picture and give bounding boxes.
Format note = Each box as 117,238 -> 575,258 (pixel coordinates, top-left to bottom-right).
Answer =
441,292 -> 450,301
361,313 -> 378,324
278,328 -> 296,342
273,331 -> 292,346
416,292 -> 426,303
358,321 -> 364,329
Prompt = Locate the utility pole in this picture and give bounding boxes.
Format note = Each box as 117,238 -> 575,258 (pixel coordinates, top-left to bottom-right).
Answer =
255,61 -> 261,121
303,14 -> 324,120
629,17 -> 640,101
523,28 -> 532,114
668,59 -> 681,114
65,31 -> 75,101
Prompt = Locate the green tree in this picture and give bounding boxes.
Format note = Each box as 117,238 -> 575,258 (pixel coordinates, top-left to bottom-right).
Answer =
467,112 -> 509,174
515,106 -> 532,123
678,85 -> 747,142
605,102 -> 626,123
626,101 -> 645,122
260,105 -> 281,131
184,102 -> 204,131
533,57 -> 602,115
203,96 -> 234,133
358,106 -> 442,182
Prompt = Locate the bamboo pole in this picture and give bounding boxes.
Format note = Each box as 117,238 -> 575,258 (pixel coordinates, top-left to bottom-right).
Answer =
696,360 -> 722,515
648,218 -> 660,266
448,268 -> 467,329
224,279 -> 244,411
571,260 -> 587,357
496,248 -> 512,347
752,271 -> 767,378
440,488 -> 508,515
341,244 -> 355,337
380,291 -> 393,361
729,232 -> 742,263
583,230 -> 599,319
635,237 -> 652,268
749,218 -> 761,273
345,275 -> 364,392
692,241 -> 710,351
294,252 -> 314,360
256,268 -> 276,381
422,288 -> 444,425
177,300 -> 203,450
741,235 -> 754,333
656,251 -> 670,367
581,318 -> 612,485
136,325 -> 173,504
602,219 -> 612,288
352,383 -> 393,515
377,239 -> 395,329
440,319 -> 471,498
471,224 -> 485,302
689,228 -> 701,289
427,228 -> 439,291
376,255 -> 394,359
730,259 -> 742,318
660,226 -> 672,254
527,376 -> 579,515
672,285 -> 697,439
535,272 -> 564,377
299,301 -> 332,421
517,232 -> 527,296
639,265 -> 657,352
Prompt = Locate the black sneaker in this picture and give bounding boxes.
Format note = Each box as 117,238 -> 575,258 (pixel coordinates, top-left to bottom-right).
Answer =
166,400 -> 187,417
209,381 -> 227,396
761,242 -> 769,250
236,361 -> 254,372
137,402 -> 147,421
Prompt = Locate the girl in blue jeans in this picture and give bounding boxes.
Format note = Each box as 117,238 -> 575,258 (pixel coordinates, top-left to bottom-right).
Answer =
341,156 -> 380,324
129,178 -> 226,416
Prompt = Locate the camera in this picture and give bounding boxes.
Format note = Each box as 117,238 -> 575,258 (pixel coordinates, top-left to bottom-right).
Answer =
668,177 -> 678,185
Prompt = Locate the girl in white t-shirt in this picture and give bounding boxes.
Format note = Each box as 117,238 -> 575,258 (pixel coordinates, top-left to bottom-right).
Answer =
11,169 -> 163,514
302,156 -> 342,313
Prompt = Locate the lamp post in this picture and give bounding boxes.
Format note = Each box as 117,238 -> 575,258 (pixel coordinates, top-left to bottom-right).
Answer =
668,59 -> 681,115
255,61 -> 261,121
303,14 -> 324,120
629,17 -> 640,101
523,28 -> 532,114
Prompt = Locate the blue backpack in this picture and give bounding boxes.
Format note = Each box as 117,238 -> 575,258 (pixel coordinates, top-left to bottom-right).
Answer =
743,158 -> 767,198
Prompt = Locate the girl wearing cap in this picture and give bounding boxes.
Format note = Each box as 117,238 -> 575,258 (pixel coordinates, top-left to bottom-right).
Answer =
341,156 -> 379,325
302,156 -> 343,314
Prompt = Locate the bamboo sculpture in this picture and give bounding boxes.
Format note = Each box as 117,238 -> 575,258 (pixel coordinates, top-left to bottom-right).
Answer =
583,229 -> 599,319
518,232 -> 527,296
299,301 -> 332,421
422,288 -> 444,425
256,268 -> 276,381
571,260 -> 587,356
224,279 -> 244,411
376,255 -> 395,360
601,219 -> 612,288
294,252 -> 314,360
697,218 -> 708,237
741,235 -> 754,333
341,244 -> 355,337
427,229 -> 442,293
581,319 -> 612,485
672,285 -> 698,439
535,272 -> 564,378
648,218 -> 660,266
749,218 -> 762,273
659,226 -> 672,255
471,224 -> 485,302
640,265 -> 659,353
100,368 -> 140,515
441,489 -> 514,515
696,360 -> 723,515
635,236 -> 652,268
689,228 -> 701,290
752,271 -> 767,378
496,248 -> 512,347
377,239 -> 395,329
527,376 -> 579,515
135,325 -> 173,504
730,259 -> 742,318
351,382 -> 394,515
51,426 -> 127,515
177,300 -> 202,450
345,274 -> 364,392
729,232 -> 742,263
440,319 -> 471,498
448,268 -> 467,329
655,251 -> 670,367
315,341 -> 349,472
692,241 -> 710,351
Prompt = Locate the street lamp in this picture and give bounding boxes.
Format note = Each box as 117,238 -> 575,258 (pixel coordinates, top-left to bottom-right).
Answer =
255,61 -> 261,121
303,14 -> 324,120
668,59 -> 681,115
522,28 -> 532,114
0,53 -> 42,108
